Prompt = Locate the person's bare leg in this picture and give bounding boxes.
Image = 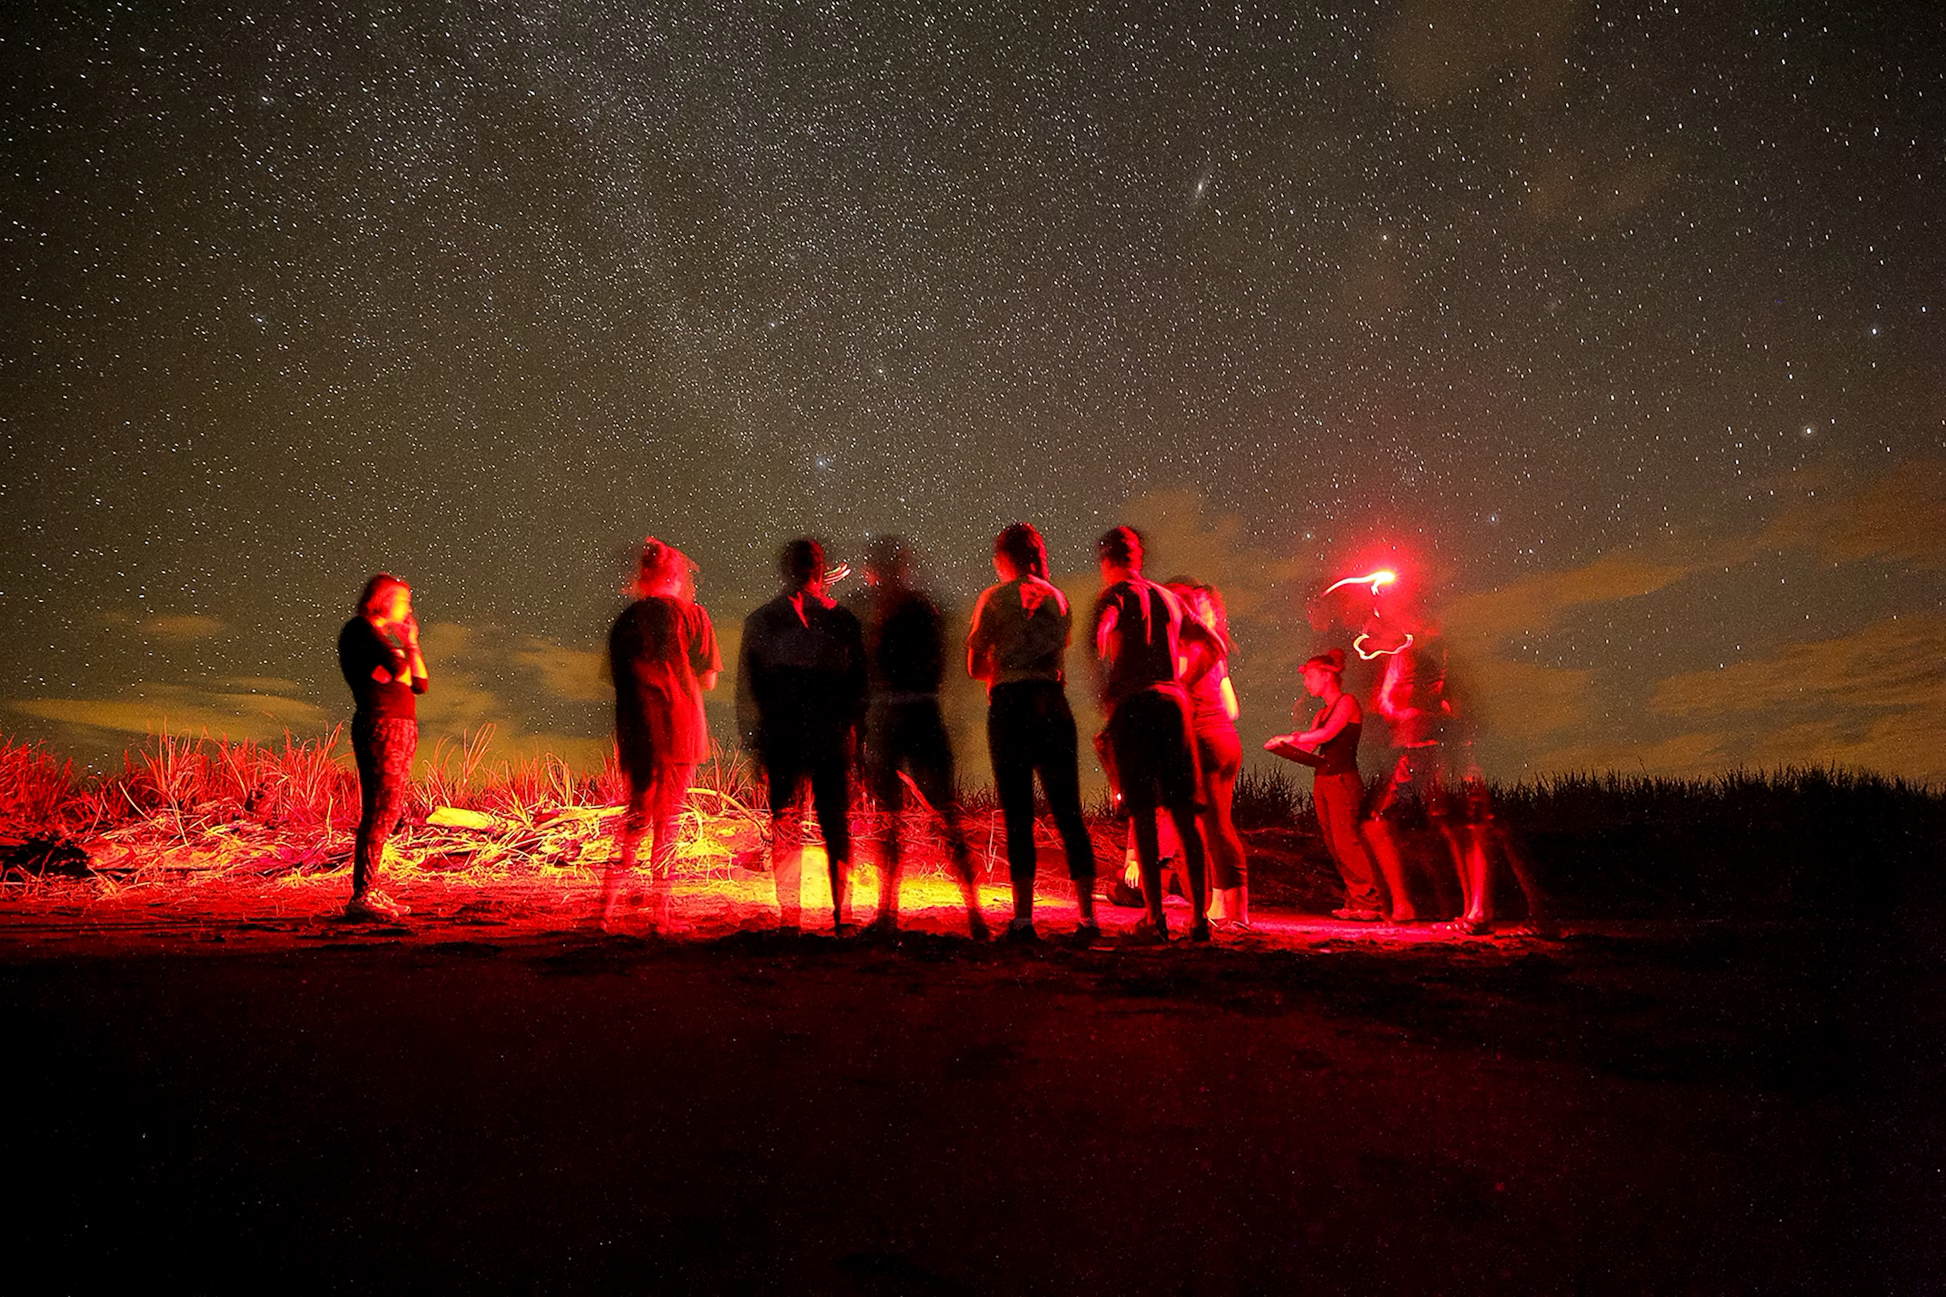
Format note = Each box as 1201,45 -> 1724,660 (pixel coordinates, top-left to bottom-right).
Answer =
874,777 -> 904,933
771,803 -> 804,931
1133,806 -> 1166,932
1203,767 -> 1247,924
644,764 -> 692,933
1363,818 -> 1418,922
603,781 -> 650,931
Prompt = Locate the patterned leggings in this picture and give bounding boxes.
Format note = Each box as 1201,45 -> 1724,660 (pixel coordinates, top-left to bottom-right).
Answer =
352,717 -> 417,896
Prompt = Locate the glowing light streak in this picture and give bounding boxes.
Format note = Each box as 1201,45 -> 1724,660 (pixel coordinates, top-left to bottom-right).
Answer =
1354,631 -> 1414,660
1323,569 -> 1397,597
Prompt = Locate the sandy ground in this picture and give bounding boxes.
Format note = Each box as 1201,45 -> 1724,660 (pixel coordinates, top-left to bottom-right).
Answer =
2,870 -> 1939,1294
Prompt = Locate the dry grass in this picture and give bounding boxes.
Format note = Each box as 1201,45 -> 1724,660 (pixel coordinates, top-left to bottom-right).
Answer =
0,729 -> 1014,895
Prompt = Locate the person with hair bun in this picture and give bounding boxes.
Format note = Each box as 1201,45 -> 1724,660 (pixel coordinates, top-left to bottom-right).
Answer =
605,536 -> 721,933
966,522 -> 1100,943
1166,577 -> 1250,930
338,573 -> 429,922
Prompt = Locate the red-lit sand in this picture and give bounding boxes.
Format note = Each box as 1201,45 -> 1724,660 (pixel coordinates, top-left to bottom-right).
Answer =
0,863 -> 1928,1293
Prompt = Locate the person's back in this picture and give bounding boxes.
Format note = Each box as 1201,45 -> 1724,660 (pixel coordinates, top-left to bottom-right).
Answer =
1092,575 -> 1186,710
741,590 -> 866,743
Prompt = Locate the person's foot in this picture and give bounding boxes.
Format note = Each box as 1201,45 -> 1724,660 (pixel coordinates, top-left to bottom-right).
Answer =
966,909 -> 991,942
345,890 -> 408,922
1125,918 -> 1170,945
1066,921 -> 1104,949
1210,916 -> 1254,935
1332,907 -> 1384,923
1187,922 -> 1213,944
1386,908 -> 1419,924
1004,919 -> 1041,945
1433,916 -> 1492,936
833,919 -> 863,938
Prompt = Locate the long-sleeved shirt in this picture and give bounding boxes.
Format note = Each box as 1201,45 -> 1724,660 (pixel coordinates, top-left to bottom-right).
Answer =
736,587 -> 868,750
338,617 -> 427,720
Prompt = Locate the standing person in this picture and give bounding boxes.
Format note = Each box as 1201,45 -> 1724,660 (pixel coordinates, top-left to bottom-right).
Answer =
1090,527 -> 1221,944
850,537 -> 988,940
738,538 -> 868,934
338,573 -> 428,922
1166,579 -> 1250,930
605,536 -> 721,934
966,522 -> 1100,944
1266,649 -> 1394,922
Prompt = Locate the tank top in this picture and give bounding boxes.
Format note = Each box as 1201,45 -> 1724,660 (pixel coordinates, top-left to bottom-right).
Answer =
1312,698 -> 1362,776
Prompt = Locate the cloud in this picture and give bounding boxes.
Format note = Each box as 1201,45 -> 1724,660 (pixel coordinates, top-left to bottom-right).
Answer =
139,614 -> 227,639
1525,730 -> 1733,780
512,637 -> 610,703
1760,456 -> 1946,572
1440,550 -> 1698,649
12,683 -> 328,744
1652,613 -> 1946,718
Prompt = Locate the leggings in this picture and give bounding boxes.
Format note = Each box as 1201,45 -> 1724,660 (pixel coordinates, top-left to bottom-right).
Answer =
987,681 -> 1097,886
352,716 -> 417,897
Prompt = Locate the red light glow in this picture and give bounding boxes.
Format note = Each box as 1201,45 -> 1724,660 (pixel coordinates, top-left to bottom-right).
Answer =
1322,569 -> 1398,598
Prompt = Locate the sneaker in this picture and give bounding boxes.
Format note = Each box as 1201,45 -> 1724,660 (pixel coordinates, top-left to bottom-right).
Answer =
1332,907 -> 1385,922
1004,919 -> 1041,945
1210,916 -> 1254,935
1066,922 -> 1104,949
1433,916 -> 1493,937
345,890 -> 408,922
966,910 -> 991,942
1187,922 -> 1213,944
1125,918 -> 1170,945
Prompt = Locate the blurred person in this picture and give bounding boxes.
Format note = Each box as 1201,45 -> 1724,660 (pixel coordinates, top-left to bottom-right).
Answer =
849,536 -> 987,940
1089,527 -> 1222,944
966,522 -> 1100,944
1167,577 -> 1249,930
738,538 -> 868,934
604,536 -> 721,934
1266,649 -> 1391,922
338,573 -> 428,922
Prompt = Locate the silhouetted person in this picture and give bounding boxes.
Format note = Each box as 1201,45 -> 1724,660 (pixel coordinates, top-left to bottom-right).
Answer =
605,536 -> 720,934
1168,578 -> 1250,930
338,573 -> 427,922
1090,527 -> 1221,943
738,538 -> 868,934
1267,649 -> 1390,921
966,522 -> 1100,943
850,536 -> 988,940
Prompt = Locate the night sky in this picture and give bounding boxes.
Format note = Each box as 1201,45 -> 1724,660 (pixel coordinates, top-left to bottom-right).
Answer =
5,0 -> 1941,783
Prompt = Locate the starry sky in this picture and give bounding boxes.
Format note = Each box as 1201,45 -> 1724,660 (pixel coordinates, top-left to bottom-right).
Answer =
4,0 -> 1942,783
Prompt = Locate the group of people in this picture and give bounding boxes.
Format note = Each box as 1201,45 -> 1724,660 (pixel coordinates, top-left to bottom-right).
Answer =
337,522 -> 1543,938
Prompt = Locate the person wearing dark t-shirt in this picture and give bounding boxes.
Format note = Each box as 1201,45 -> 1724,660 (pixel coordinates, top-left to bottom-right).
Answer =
849,536 -> 987,940
1268,648 -> 1391,921
337,572 -> 428,922
737,538 -> 868,934
605,536 -> 721,933
1090,527 -> 1221,944
966,522 -> 1099,944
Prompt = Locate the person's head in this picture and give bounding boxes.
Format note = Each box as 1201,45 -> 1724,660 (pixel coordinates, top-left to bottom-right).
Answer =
993,522 -> 1049,582
779,537 -> 827,593
864,535 -> 913,589
1302,648 -> 1346,698
631,536 -> 693,601
357,573 -> 411,623
1165,577 -> 1233,652
1097,526 -> 1143,580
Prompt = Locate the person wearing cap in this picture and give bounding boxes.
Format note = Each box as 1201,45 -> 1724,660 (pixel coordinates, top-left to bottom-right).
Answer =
605,536 -> 720,933
737,537 -> 869,934
1273,648 -> 1396,922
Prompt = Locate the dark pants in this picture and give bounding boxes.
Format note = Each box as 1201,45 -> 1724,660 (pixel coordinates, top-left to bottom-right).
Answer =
762,733 -> 853,864
869,698 -> 973,879
1106,688 -> 1206,927
1315,770 -> 1383,911
987,681 -> 1096,887
351,716 -> 417,897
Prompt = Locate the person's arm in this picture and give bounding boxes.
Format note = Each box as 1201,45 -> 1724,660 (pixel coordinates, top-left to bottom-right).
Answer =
1219,674 -> 1239,722
965,587 -> 995,683
400,612 -> 428,693
1295,695 -> 1358,747
1175,609 -> 1222,687
694,605 -> 722,692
